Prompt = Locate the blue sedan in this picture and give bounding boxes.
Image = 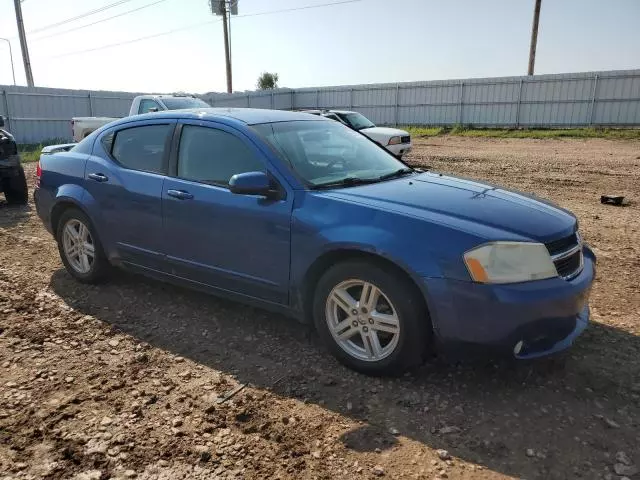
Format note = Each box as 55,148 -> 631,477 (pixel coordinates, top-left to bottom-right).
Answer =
34,108 -> 595,375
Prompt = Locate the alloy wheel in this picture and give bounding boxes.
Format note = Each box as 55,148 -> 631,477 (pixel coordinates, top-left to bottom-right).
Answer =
62,218 -> 95,274
325,279 -> 400,362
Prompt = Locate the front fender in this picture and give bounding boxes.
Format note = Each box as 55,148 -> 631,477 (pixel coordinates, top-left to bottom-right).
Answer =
291,218 -> 445,291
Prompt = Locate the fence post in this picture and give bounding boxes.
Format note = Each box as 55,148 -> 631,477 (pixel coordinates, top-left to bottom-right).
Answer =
87,92 -> 93,116
316,89 -> 320,108
246,94 -> 250,108
589,74 -> 599,126
349,88 -> 354,110
395,83 -> 400,126
290,90 -> 294,111
458,81 -> 464,125
271,91 -> 275,109
515,79 -> 523,127
2,90 -> 10,132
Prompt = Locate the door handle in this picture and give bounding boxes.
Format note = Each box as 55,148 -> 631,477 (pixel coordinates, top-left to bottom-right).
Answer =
167,189 -> 194,200
88,173 -> 109,182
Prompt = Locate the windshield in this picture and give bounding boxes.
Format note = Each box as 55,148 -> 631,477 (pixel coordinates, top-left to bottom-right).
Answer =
253,120 -> 409,188
161,97 -> 210,110
337,112 -> 375,130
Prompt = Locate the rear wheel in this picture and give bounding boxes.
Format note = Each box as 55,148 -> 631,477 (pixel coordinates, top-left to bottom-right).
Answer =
313,261 -> 430,376
56,208 -> 110,283
2,166 -> 28,205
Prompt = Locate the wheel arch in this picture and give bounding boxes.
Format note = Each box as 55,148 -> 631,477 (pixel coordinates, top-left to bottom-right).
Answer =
50,197 -> 92,238
299,248 -> 433,329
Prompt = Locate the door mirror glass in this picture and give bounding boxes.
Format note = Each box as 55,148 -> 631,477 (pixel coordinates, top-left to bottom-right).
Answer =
229,171 -> 272,196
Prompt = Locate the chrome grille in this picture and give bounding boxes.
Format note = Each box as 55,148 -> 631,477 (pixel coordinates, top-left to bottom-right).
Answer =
546,232 -> 583,280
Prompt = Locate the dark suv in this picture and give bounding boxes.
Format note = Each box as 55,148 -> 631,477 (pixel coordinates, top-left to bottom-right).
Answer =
0,116 -> 28,205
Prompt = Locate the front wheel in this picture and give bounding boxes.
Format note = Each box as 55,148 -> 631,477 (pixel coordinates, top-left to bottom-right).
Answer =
313,261 -> 430,376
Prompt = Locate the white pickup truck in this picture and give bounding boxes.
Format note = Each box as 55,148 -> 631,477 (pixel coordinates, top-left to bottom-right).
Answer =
71,94 -> 210,141
302,109 -> 412,158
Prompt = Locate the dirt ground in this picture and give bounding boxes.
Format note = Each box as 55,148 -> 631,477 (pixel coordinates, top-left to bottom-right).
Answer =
1,136 -> 639,480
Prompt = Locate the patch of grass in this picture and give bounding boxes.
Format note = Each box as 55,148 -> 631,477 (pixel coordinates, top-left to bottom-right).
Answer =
18,138 -> 69,163
19,150 -> 41,163
404,126 -> 446,137
401,126 -> 640,140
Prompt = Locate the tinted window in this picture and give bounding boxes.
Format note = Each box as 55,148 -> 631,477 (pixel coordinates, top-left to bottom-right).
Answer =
138,99 -> 161,114
178,125 -> 263,186
111,125 -> 170,174
71,132 -> 95,154
101,132 -> 114,153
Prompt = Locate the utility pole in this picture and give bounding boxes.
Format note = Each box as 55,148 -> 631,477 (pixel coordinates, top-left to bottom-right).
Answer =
221,2 -> 232,93
13,0 -> 34,86
527,0 -> 542,76
0,37 -> 16,85
210,1 -> 237,93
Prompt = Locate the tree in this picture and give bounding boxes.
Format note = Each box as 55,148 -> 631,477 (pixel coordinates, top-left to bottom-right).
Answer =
257,72 -> 279,90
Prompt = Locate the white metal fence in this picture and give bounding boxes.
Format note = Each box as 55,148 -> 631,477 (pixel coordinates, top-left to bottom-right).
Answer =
2,69 -> 639,144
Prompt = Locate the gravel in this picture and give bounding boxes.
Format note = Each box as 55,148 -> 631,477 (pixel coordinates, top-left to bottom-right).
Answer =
1,138 -> 639,478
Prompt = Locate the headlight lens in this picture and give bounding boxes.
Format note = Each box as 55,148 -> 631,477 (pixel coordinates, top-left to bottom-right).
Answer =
464,242 -> 558,284
388,136 -> 401,145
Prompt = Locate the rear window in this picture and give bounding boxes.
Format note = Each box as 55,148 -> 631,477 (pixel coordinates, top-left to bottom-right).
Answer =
111,124 -> 171,174
71,132 -> 96,154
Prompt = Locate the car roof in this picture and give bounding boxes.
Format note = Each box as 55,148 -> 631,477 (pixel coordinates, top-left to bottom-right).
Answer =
126,108 -> 326,126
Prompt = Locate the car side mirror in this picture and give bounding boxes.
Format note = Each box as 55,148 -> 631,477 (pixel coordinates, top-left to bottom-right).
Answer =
229,171 -> 279,198
148,107 -> 159,113
0,116 -> 5,128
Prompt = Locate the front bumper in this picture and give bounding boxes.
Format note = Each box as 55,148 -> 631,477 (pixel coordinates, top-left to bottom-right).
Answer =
423,246 -> 596,359
385,142 -> 412,157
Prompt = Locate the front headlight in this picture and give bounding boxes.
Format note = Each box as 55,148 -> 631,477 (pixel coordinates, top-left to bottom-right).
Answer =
387,136 -> 401,145
463,242 -> 557,284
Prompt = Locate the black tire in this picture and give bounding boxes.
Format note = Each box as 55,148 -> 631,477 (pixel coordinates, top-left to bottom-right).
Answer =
56,208 -> 110,284
313,260 -> 430,376
2,166 -> 28,205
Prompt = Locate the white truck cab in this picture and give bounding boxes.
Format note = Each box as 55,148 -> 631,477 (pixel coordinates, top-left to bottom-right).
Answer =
71,94 -> 210,141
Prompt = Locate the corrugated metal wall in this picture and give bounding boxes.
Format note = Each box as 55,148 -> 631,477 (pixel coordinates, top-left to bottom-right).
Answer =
2,69 -> 639,143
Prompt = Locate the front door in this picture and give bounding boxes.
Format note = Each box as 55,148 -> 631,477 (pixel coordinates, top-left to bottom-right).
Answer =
161,121 -> 292,305
84,120 -> 174,269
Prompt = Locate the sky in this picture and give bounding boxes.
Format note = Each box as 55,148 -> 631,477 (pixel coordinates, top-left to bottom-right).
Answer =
0,0 -> 639,94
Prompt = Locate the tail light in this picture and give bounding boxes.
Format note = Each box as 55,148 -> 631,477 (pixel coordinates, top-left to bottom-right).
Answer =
36,161 -> 42,187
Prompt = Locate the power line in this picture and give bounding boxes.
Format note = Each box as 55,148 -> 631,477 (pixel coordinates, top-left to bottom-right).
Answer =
28,0 -> 137,34
46,0 -> 364,59
50,19 -> 220,58
31,0 -> 170,42
237,0 -> 362,19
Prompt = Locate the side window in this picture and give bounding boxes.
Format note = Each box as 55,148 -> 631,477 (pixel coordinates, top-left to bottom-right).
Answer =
101,131 -> 114,153
177,125 -> 264,186
138,99 -> 161,114
111,124 -> 171,174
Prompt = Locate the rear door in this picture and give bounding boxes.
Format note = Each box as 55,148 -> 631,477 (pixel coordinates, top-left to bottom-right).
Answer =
84,119 -> 175,269
161,120 -> 293,304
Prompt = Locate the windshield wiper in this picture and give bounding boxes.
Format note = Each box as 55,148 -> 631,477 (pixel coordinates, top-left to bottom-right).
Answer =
377,167 -> 415,181
310,177 -> 380,190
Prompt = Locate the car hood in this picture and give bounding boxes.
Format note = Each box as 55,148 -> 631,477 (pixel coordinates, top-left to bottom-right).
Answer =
323,172 -> 576,243
360,126 -> 409,138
